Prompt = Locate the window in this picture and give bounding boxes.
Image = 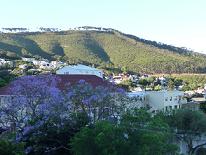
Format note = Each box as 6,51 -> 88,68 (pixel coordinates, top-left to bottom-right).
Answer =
165,97 -> 168,101
170,97 -> 172,101
174,105 -> 178,109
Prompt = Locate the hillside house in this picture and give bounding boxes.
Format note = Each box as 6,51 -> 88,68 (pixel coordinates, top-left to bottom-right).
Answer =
0,59 -> 14,68
22,57 -> 35,62
56,64 -> 103,78
51,61 -> 66,69
19,64 -> 28,69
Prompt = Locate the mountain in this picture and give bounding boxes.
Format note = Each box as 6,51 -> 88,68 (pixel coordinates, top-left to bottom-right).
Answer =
0,27 -> 206,74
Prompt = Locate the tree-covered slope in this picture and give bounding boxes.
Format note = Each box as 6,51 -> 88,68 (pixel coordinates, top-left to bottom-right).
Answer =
0,29 -> 206,73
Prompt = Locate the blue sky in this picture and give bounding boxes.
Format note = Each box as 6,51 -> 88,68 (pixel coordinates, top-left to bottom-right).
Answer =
1,0 -> 206,53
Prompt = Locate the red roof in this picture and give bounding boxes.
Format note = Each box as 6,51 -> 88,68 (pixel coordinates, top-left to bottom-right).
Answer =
56,74 -> 108,90
0,75 -> 109,95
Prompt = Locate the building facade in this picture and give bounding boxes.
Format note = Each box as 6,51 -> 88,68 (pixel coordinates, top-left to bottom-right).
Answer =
145,90 -> 187,113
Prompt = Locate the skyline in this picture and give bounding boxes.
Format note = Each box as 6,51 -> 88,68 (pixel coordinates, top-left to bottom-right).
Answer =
0,0 -> 206,53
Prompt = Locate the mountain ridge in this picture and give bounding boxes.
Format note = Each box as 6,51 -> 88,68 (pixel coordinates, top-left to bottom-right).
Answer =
0,27 -> 206,74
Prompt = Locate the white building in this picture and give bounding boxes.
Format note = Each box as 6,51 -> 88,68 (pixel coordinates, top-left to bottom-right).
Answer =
0,59 -> 14,68
127,91 -> 146,101
22,57 -> 35,62
39,62 -> 53,70
19,64 -> 28,69
145,90 -> 187,113
51,61 -> 66,69
56,64 -> 103,78
32,59 -> 49,66
112,75 -> 122,84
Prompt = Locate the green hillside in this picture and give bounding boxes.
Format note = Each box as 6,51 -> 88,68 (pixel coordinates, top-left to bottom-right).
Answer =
0,29 -> 206,74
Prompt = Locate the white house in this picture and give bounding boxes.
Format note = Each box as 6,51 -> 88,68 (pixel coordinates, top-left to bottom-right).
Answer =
51,61 -> 66,69
112,75 -> 122,84
39,62 -> 53,70
145,90 -> 187,113
56,64 -> 103,78
22,57 -> 35,62
19,64 -> 28,69
32,59 -> 49,66
0,59 -> 14,68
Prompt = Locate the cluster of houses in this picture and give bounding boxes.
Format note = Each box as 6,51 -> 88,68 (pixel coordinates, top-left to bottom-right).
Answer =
0,58 -> 14,68
1,61 -> 205,113
1,56 -> 206,113
1,62 -> 206,154
20,57 -> 67,70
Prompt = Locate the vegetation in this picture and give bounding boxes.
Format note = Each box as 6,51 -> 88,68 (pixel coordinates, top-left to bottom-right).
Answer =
159,74 -> 206,90
1,76 -> 206,154
71,110 -> 179,155
163,109 -> 206,154
0,70 -> 17,87
1,29 -> 206,73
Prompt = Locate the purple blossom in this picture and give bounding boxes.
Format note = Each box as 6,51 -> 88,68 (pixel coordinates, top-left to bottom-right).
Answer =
82,99 -> 90,105
89,95 -> 98,102
25,146 -> 33,154
116,88 -> 125,94
23,126 -> 34,136
78,79 -> 86,84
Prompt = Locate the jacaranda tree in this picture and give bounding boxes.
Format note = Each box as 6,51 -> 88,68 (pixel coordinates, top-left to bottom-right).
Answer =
0,75 -> 129,154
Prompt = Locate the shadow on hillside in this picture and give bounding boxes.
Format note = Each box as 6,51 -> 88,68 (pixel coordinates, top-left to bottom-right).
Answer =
50,42 -> 65,56
0,42 -> 22,55
11,35 -> 52,59
83,33 -> 111,63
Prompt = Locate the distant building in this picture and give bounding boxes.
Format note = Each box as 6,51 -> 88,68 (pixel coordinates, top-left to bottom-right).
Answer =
51,61 -> 66,68
0,59 -> 14,68
56,64 -> 103,78
22,57 -> 35,62
19,64 -> 28,69
145,90 -> 187,113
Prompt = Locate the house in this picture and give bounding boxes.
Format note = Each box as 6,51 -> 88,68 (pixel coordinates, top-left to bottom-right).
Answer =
145,90 -> 187,113
32,60 -> 49,66
51,61 -> 66,69
22,57 -> 35,62
39,62 -> 53,70
112,75 -> 122,84
110,74 -> 131,84
19,64 -> 28,69
56,64 -> 103,78
0,59 -> 14,68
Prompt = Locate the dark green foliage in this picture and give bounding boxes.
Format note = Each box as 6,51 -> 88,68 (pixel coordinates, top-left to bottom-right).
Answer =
0,140 -> 24,155
170,74 -> 206,90
0,70 -> 17,87
71,109 -> 179,155
164,109 -> 206,154
117,80 -> 135,91
200,102 -> 206,114
23,112 -> 89,155
1,30 -> 206,73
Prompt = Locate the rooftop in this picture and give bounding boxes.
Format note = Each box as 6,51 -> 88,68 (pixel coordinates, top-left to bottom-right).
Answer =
0,74 -> 109,95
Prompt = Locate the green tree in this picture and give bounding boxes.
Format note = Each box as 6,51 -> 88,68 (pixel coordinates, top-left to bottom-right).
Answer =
71,109 -> 179,155
0,140 -> 24,155
168,79 -> 175,90
167,109 -> 206,154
